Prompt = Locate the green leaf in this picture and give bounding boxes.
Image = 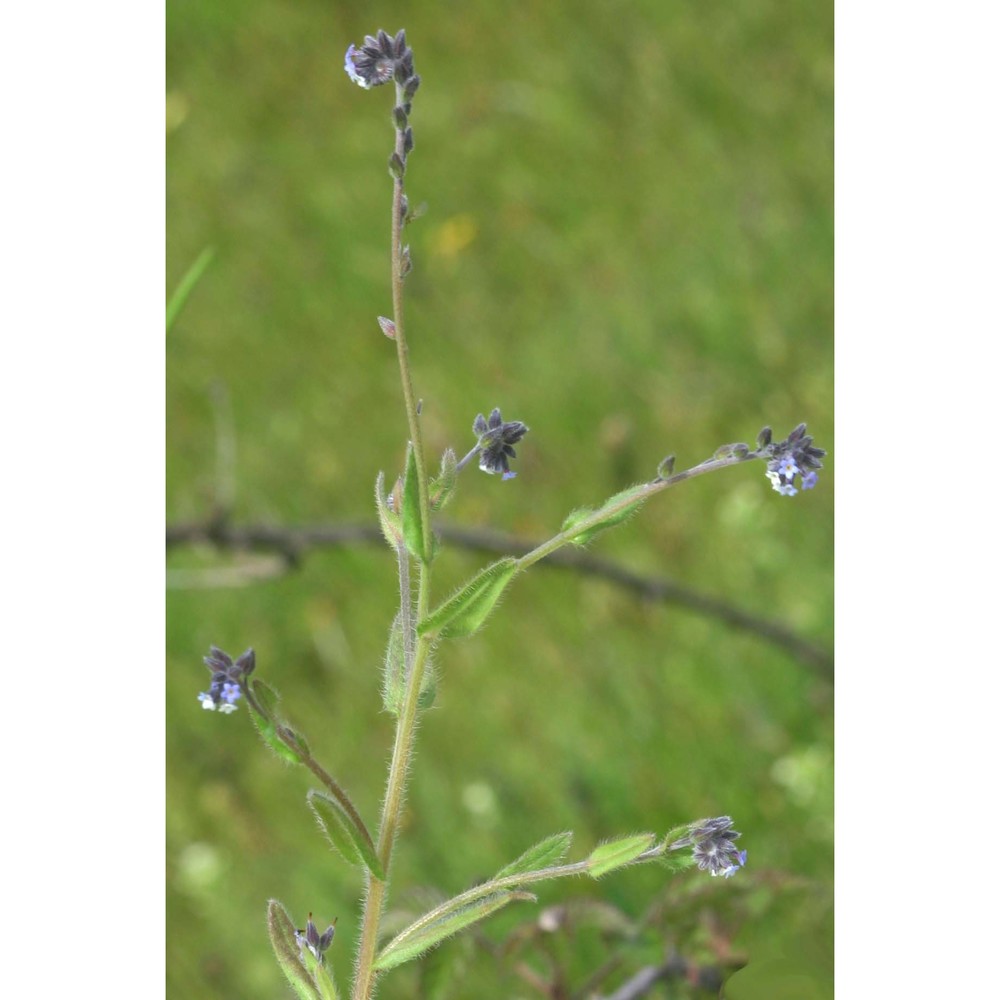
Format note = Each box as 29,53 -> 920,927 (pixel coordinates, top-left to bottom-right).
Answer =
251,678 -> 280,721
560,484 -> 648,546
418,660 -> 437,710
402,443 -> 430,563
659,850 -> 695,874
375,471 -> 403,548
249,680 -> 306,764
417,558 -> 519,639
494,832 -> 573,881
313,964 -> 340,1000
373,891 -> 534,972
166,246 -> 215,332
587,833 -> 656,878
429,448 -> 458,511
300,946 -> 341,1000
307,790 -> 385,881
381,611 -> 407,716
267,900 -> 321,1000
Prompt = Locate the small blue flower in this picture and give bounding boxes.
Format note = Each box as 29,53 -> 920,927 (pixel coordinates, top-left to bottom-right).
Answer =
471,408 -> 529,480
344,45 -> 371,88
344,30 -> 414,90
199,646 -> 255,717
777,456 -> 799,479
760,423 -> 826,497
717,848 -> 748,879
669,816 -> 747,879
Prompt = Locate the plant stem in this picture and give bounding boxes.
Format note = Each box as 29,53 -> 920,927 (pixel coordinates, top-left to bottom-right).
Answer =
351,81 -> 436,1000
516,454 -> 756,573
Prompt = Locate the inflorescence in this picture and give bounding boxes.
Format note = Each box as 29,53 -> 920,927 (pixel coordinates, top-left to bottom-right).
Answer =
456,407 -> 530,480
669,816 -> 747,879
198,646 -> 255,714
345,30 -> 418,92
295,914 -> 336,965
757,423 -> 826,497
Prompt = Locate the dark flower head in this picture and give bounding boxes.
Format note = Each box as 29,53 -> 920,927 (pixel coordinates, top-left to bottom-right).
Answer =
669,815 -> 747,879
759,423 -> 826,497
198,646 -> 255,715
345,30 -> 414,90
472,407 -> 529,480
295,914 -> 336,964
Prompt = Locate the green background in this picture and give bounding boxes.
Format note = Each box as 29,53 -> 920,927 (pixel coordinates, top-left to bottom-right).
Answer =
167,1 -> 832,996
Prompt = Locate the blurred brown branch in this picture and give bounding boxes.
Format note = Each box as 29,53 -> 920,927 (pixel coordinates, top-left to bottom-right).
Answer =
166,517 -> 832,678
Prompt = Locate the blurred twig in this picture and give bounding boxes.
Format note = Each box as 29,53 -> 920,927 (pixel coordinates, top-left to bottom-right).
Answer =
165,518 -> 833,677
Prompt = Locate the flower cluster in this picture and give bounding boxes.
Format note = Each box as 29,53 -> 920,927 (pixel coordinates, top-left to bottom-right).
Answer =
295,914 -> 336,965
198,646 -> 255,715
344,29 -> 417,92
669,815 -> 747,878
471,407 -> 529,480
758,423 -> 826,497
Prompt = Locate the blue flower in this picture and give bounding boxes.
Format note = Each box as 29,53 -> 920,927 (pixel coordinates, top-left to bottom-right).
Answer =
669,816 -> 747,879
471,408 -> 529,480
776,455 -> 799,479
344,30 -> 414,90
759,424 -> 826,497
199,646 -> 254,716
717,848 -> 748,879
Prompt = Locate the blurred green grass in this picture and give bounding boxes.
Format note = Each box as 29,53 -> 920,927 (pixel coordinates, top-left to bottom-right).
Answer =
167,1 -> 832,997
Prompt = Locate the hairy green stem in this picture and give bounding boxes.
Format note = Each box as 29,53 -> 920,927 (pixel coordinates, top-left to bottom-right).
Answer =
352,82 -> 436,1000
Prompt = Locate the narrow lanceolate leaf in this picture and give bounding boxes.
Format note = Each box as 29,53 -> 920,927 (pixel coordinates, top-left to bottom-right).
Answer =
250,680 -> 306,764
307,790 -> 385,881
402,443 -> 430,563
166,245 -> 215,332
561,484 -> 648,546
267,900 -> 321,1000
373,891 -> 534,972
587,833 -> 657,878
381,611 -> 407,715
417,558 -> 518,639
375,471 -> 403,548
494,832 -> 573,881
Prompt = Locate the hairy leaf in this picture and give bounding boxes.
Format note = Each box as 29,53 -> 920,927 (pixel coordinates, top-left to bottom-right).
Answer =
249,680 -> 305,764
417,558 -> 518,639
381,611 -> 407,716
561,484 -> 648,546
429,447 -> 458,511
494,832 -> 573,881
375,471 -> 403,548
402,443 -> 430,563
587,833 -> 656,878
267,900 -> 321,1000
307,790 -> 385,881
373,891 -> 534,971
